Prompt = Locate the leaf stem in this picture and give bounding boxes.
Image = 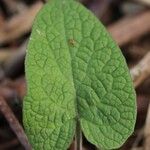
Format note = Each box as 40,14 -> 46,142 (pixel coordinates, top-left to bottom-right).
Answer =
75,120 -> 82,150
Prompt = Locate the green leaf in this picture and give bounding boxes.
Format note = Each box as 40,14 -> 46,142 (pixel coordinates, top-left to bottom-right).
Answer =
23,0 -> 136,149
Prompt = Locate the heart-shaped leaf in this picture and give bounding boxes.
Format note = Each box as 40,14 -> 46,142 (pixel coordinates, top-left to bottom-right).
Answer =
23,0 -> 136,149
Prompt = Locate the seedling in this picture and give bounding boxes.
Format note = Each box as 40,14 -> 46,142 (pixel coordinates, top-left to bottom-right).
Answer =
23,0 -> 137,149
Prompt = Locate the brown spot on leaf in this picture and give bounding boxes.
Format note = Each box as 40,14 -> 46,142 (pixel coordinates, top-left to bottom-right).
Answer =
68,39 -> 76,46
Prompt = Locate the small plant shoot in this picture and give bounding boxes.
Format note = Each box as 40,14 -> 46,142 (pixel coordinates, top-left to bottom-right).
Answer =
23,0 -> 137,149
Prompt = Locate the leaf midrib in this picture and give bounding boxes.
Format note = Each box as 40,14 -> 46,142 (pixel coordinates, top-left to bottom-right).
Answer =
61,1 -> 79,123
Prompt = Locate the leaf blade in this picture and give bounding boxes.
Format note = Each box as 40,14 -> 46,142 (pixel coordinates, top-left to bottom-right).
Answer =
24,0 -> 136,149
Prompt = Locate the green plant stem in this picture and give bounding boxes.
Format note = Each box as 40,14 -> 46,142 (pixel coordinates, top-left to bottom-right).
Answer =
75,120 -> 82,150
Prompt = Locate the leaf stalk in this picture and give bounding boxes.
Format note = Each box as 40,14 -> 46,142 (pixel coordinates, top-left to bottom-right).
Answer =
75,120 -> 82,150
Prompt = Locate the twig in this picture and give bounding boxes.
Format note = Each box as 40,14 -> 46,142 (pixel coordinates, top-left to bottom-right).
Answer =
131,128 -> 144,149
130,52 -> 150,88
1,0 -> 24,16
0,0 -> 11,18
87,0 -> 111,18
0,49 -> 16,64
134,0 -> 150,6
131,147 -> 143,150
144,102 -> 150,150
0,139 -> 19,149
0,1 -> 43,44
3,77 -> 26,98
0,77 -> 26,109
3,41 -> 28,78
0,14 -> 5,26
0,97 -> 31,150
108,10 -> 150,46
